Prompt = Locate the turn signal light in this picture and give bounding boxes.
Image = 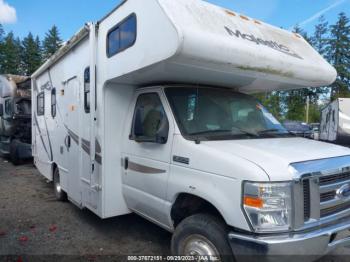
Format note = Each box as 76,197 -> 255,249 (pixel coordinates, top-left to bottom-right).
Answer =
244,196 -> 263,208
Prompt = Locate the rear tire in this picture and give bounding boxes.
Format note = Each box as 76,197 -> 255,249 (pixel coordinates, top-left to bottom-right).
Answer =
10,140 -> 20,166
171,214 -> 235,262
53,168 -> 67,201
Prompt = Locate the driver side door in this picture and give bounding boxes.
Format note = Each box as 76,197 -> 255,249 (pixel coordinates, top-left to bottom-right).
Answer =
122,90 -> 173,228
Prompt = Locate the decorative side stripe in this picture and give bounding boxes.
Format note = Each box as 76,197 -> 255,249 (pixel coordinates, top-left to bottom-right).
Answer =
67,129 -> 102,165
128,161 -> 166,174
67,129 -> 79,144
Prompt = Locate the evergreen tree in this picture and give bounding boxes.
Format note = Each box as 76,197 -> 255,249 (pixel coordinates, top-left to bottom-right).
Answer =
0,32 -> 23,74
0,24 -> 4,73
22,33 -> 42,75
293,24 -> 312,43
43,25 -> 62,59
256,91 -> 283,120
0,23 -> 4,42
327,12 -> 350,99
311,16 -> 329,56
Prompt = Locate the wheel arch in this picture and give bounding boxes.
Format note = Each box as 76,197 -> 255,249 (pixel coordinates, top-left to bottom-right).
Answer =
51,162 -> 58,181
170,193 -> 228,228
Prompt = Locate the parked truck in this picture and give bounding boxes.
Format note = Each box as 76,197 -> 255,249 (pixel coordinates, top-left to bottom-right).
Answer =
0,74 -> 32,165
32,0 -> 350,261
320,98 -> 350,146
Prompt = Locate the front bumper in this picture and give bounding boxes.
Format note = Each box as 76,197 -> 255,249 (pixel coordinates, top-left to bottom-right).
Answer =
229,217 -> 350,262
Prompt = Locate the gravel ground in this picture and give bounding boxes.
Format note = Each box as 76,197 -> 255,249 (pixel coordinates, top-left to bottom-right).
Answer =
0,158 -> 350,262
0,158 -> 170,261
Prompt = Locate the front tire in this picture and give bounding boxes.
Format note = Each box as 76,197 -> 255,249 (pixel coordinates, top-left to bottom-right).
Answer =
171,214 -> 234,262
53,168 -> 67,201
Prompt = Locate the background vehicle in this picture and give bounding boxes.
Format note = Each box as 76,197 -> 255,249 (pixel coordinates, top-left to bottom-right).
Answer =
310,123 -> 320,140
283,120 -> 313,138
32,0 -> 350,261
0,74 -> 32,165
320,98 -> 350,146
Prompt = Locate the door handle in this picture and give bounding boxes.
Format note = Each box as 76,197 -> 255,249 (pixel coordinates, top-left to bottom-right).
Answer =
124,157 -> 129,170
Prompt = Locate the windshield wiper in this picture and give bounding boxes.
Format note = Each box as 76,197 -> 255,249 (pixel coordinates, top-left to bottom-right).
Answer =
190,128 -> 259,138
258,129 -> 293,136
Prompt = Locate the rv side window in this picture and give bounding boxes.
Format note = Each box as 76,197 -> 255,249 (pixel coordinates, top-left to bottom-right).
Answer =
107,14 -> 137,57
84,67 -> 90,113
37,92 -> 45,116
51,88 -> 56,118
131,93 -> 169,143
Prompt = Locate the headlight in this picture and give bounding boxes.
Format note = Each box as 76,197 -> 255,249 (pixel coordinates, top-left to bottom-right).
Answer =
243,181 -> 292,232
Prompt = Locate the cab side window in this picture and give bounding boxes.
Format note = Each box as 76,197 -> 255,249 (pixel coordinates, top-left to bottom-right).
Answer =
131,93 -> 169,144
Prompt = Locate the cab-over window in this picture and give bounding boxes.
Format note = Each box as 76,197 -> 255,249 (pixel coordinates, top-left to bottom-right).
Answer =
107,14 -> 137,57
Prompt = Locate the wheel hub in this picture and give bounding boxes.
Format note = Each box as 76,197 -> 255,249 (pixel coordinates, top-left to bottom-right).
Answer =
55,182 -> 61,193
183,234 -> 220,260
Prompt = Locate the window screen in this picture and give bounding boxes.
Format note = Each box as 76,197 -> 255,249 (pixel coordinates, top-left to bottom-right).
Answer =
107,14 -> 137,57
37,92 -> 45,116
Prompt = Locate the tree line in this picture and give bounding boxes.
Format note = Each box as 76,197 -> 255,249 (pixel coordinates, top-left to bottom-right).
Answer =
0,24 -> 62,76
0,12 -> 349,123
257,12 -> 350,123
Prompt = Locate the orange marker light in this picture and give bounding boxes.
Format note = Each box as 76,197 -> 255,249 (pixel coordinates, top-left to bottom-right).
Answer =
244,196 -> 263,208
225,10 -> 236,17
240,15 -> 250,21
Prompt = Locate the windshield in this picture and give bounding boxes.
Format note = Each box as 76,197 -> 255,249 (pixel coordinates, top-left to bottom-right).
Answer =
165,87 -> 289,141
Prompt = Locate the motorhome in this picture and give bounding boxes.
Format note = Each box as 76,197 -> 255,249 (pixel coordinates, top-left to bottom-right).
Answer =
320,98 -> 350,146
0,75 -> 32,164
32,0 -> 350,260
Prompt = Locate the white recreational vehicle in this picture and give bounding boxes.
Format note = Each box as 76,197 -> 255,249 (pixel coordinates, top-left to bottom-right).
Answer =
320,98 -> 350,146
32,0 -> 350,260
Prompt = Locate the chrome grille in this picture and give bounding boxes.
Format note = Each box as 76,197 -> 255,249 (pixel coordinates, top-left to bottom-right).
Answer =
320,191 -> 336,202
319,172 -> 350,186
291,156 -> 350,231
319,172 -> 350,218
303,179 -> 310,221
321,202 -> 350,217
301,171 -> 350,223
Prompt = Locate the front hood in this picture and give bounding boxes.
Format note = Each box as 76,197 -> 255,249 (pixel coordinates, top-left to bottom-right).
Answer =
201,138 -> 350,180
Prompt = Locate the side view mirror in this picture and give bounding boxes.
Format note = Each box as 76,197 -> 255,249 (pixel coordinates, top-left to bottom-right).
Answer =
0,104 -> 3,117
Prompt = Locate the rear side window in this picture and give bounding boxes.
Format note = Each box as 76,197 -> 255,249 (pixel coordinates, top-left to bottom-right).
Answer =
37,92 -> 45,116
107,14 -> 137,57
51,88 -> 56,118
84,67 -> 90,113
